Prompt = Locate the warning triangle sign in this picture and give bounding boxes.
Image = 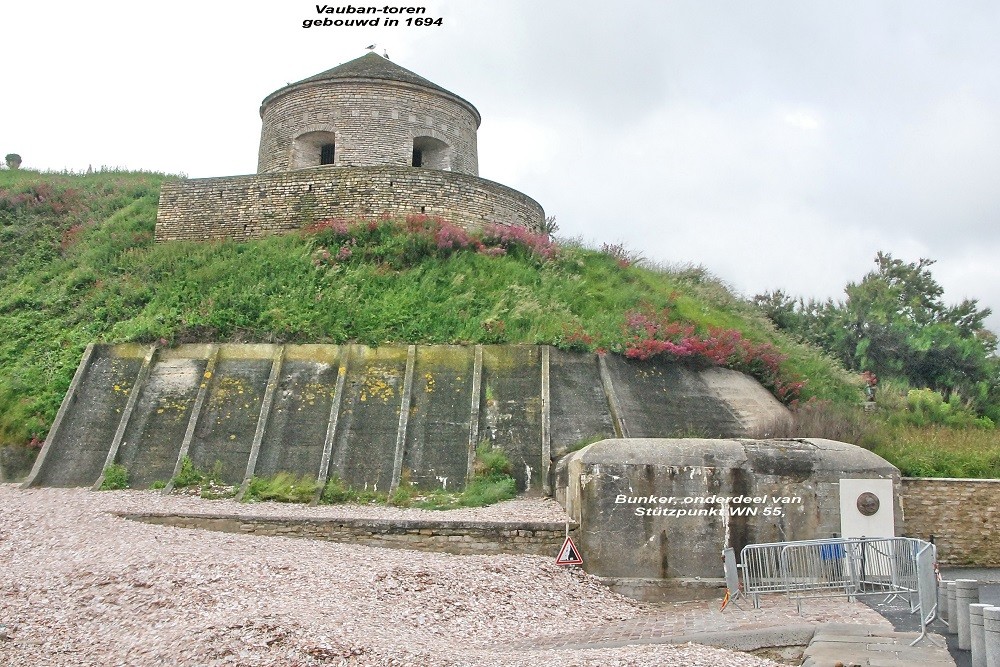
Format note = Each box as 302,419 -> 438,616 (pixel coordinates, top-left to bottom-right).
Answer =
555,536 -> 583,566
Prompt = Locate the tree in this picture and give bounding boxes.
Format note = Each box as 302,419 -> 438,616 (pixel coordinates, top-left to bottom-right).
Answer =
755,252 -> 998,412
4,153 -> 21,170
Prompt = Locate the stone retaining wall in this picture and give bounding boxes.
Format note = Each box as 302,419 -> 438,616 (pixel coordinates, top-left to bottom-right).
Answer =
121,512 -> 575,557
901,478 -> 1000,565
154,165 -> 545,241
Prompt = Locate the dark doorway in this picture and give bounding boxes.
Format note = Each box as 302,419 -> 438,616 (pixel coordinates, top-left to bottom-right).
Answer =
412,147 -> 423,167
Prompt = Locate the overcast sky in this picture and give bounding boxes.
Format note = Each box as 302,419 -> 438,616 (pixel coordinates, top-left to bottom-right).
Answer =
4,1 -> 999,333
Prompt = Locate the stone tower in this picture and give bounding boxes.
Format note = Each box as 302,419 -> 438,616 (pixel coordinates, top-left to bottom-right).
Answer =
257,53 -> 480,176
155,54 -> 543,241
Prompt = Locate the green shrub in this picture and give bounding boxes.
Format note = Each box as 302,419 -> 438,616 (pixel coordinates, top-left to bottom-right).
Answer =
320,475 -> 356,504
415,442 -> 518,509
892,389 -> 995,429
99,463 -> 129,490
872,424 -> 1000,478
318,476 -> 388,505
171,455 -> 204,488
388,484 -> 416,507
243,472 -> 318,503
472,441 -> 513,479
460,475 -> 517,507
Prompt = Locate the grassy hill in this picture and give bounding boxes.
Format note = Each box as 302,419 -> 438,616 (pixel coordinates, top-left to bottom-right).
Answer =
0,168 -> 862,453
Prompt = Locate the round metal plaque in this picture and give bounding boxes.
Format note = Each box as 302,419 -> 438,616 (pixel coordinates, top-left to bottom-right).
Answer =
856,492 -> 880,516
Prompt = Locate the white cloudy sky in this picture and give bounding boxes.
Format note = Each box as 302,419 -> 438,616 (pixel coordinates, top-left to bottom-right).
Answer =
4,1 -> 999,333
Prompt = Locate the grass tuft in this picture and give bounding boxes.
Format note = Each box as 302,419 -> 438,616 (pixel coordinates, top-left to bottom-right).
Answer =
243,472 -> 319,503
99,463 -> 129,490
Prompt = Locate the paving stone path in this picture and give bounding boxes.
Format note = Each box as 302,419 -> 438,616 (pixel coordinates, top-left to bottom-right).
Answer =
803,623 -> 954,666
509,595 -> 886,650
509,595 -> 957,666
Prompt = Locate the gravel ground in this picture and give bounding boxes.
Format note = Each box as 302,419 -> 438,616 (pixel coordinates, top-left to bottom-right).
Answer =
0,485 -> 791,666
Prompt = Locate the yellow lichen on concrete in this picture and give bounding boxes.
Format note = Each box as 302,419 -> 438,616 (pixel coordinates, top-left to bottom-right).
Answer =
358,365 -> 398,403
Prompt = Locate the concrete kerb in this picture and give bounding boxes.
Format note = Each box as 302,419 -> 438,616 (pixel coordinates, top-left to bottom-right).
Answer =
525,624 -> 818,652
522,620 -> 954,664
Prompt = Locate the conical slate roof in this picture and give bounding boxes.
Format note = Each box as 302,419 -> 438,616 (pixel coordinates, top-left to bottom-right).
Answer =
263,53 -> 478,120
295,52 -> 453,96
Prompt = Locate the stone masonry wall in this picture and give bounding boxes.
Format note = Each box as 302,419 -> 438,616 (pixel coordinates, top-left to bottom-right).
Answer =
154,166 -> 545,241
258,80 -> 479,175
121,512 -> 575,557
901,478 -> 1000,565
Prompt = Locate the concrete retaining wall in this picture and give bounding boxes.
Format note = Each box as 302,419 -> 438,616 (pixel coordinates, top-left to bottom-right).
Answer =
22,344 -> 791,493
121,512 -> 574,556
901,478 -> 1000,565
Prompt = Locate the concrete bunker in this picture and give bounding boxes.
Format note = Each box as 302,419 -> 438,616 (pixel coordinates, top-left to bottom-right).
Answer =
555,437 -> 901,600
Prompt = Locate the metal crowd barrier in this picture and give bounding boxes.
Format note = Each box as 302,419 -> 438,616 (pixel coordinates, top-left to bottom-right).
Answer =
725,536 -> 938,642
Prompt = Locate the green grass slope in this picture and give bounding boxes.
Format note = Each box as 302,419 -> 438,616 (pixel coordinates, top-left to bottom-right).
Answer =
0,169 -> 859,449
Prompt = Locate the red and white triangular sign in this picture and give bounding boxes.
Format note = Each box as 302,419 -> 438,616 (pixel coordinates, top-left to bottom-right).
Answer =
555,536 -> 583,566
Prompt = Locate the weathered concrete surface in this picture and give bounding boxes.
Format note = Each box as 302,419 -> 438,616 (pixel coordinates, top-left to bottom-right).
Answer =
803,623 -> 954,667
116,347 -> 208,488
403,345 -> 475,492
332,344 -> 408,494
556,438 -> 900,581
186,345 -> 275,485
0,445 -> 35,482
27,345 -> 147,487
548,348 -> 615,455
25,345 -> 792,493
255,345 -> 341,481
481,345 -> 543,492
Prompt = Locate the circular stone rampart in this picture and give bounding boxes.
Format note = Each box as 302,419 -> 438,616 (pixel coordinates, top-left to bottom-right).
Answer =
154,166 -> 545,241
258,78 -> 480,176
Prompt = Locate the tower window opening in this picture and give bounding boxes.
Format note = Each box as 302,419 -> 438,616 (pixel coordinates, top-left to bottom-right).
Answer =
320,143 -> 336,165
411,136 -> 450,170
